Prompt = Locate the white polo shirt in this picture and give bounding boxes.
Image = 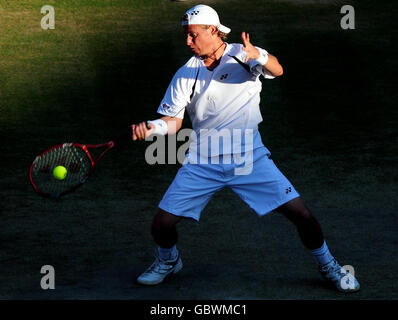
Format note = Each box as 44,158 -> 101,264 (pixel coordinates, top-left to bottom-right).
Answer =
157,43 -> 274,158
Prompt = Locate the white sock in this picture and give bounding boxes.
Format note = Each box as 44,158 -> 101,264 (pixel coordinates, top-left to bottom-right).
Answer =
310,241 -> 334,266
158,245 -> 178,261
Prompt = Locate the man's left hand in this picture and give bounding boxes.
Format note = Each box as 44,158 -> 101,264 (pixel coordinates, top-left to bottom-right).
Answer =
241,32 -> 260,62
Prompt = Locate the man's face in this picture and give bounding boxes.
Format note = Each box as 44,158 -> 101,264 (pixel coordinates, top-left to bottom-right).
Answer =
183,25 -> 217,57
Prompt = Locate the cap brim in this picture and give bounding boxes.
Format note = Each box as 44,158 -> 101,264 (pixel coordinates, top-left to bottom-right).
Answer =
218,24 -> 231,34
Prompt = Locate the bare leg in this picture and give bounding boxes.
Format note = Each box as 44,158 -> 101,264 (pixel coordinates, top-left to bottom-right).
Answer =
151,208 -> 182,248
136,208 -> 183,285
275,197 -> 324,250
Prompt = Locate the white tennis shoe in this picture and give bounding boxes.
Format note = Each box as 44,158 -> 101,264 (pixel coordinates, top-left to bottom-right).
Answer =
137,255 -> 183,285
319,259 -> 360,292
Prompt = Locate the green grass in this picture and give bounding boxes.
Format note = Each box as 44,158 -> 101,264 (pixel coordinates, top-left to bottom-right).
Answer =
1,0 -> 397,300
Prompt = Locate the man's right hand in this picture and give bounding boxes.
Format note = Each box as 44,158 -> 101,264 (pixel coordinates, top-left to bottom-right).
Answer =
132,121 -> 154,140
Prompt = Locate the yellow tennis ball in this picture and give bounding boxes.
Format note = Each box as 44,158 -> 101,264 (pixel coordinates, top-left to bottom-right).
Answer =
53,165 -> 67,180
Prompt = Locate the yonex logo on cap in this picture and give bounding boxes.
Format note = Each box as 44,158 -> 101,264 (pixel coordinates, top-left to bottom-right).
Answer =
182,11 -> 200,23
181,4 -> 231,34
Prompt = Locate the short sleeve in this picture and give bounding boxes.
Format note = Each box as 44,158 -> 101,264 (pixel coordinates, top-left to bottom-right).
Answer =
157,60 -> 199,119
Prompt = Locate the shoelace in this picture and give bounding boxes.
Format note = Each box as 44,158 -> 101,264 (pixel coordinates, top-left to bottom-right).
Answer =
146,257 -> 175,274
322,260 -> 347,280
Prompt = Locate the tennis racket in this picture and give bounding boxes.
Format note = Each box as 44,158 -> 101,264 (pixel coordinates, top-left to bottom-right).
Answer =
29,123 -> 150,198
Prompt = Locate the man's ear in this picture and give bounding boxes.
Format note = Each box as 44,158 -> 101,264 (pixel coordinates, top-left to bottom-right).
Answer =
210,25 -> 217,35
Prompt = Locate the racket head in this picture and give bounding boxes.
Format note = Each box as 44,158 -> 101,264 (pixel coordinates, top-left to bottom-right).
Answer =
29,143 -> 94,198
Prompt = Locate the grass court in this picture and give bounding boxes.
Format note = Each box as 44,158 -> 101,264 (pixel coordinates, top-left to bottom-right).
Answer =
0,0 -> 397,300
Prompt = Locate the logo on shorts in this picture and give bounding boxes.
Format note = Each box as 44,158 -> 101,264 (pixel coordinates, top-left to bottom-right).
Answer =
220,74 -> 228,80
285,187 -> 292,194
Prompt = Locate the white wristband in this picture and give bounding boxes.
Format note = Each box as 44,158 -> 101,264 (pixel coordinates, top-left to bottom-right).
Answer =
255,51 -> 268,66
148,119 -> 168,136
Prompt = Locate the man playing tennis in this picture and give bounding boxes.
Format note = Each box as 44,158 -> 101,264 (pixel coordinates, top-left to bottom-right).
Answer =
132,4 -> 359,292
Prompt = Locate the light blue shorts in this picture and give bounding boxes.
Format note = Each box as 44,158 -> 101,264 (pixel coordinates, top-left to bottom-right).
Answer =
158,146 -> 300,221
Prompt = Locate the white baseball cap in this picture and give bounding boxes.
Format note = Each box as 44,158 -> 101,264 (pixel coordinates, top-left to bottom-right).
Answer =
181,4 -> 231,34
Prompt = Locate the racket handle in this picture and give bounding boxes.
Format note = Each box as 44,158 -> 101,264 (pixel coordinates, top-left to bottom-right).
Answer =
146,121 -> 151,130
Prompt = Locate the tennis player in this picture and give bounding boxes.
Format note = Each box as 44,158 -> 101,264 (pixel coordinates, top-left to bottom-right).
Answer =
132,4 -> 360,292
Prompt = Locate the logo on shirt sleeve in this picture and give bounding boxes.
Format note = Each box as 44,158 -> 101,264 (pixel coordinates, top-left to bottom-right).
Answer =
161,102 -> 172,111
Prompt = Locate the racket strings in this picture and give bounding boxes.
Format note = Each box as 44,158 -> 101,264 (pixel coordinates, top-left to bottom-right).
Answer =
31,145 -> 91,197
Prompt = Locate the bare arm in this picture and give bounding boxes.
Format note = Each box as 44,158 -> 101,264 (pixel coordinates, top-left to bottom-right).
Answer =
263,53 -> 283,77
160,116 -> 183,134
132,116 -> 183,141
241,32 -> 283,77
